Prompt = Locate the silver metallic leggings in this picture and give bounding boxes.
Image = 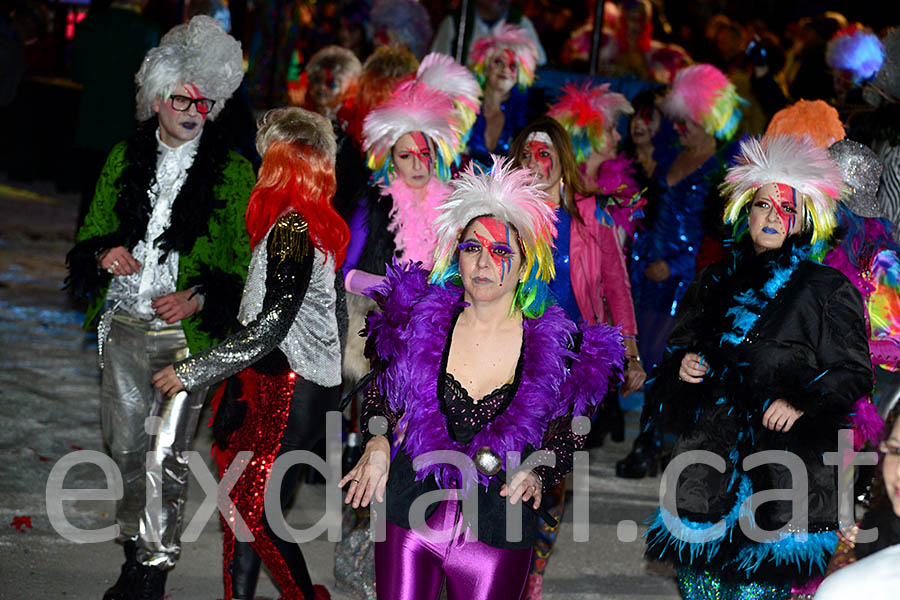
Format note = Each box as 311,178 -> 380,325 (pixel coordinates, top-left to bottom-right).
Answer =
101,316 -> 207,568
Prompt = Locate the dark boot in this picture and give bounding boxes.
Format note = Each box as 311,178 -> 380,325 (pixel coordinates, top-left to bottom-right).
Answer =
102,540 -> 139,600
615,429 -> 662,479
136,565 -> 168,600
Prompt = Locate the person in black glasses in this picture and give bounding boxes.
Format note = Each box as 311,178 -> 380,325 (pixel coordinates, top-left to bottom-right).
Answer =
65,16 -> 255,600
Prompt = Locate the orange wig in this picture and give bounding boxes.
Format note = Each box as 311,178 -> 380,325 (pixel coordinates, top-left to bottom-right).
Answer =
245,140 -> 349,269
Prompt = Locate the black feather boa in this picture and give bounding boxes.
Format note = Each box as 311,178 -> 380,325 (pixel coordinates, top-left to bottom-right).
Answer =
116,118 -> 232,260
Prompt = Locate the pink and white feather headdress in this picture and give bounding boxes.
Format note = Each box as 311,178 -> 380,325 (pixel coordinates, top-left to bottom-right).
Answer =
661,63 -> 743,140
409,53 -> 482,147
363,53 -> 479,179
469,22 -> 539,89
722,135 -> 843,242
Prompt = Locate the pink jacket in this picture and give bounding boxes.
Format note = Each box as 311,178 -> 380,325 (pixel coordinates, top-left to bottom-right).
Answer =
569,193 -> 638,337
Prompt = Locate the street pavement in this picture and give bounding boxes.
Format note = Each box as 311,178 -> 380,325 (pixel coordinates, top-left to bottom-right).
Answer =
0,177 -> 680,600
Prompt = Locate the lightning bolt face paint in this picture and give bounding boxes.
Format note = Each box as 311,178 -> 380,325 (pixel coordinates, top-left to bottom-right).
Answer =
771,183 -> 799,234
185,84 -> 209,120
408,132 -> 433,174
474,217 -> 515,284
749,182 -> 803,253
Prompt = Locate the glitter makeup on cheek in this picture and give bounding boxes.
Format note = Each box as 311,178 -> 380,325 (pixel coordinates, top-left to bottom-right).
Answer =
408,131 -> 433,173
475,217 -> 514,284
526,140 -> 554,180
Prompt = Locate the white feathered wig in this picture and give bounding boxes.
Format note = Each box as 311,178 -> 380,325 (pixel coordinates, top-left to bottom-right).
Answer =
135,15 -> 243,122
362,53 -> 481,184
430,156 -> 557,318
721,135 -> 844,243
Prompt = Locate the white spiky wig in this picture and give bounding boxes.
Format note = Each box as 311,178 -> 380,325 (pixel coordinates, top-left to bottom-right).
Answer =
431,156 -> 557,317
469,22 -> 539,89
721,135 -> 844,243
135,15 -> 243,122
414,53 -> 482,141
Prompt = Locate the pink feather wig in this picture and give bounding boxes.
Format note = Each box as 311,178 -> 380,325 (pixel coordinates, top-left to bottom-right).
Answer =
469,22 -> 539,89
661,63 -> 743,140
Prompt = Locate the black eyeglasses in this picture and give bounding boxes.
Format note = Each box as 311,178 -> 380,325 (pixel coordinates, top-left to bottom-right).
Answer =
169,94 -> 215,115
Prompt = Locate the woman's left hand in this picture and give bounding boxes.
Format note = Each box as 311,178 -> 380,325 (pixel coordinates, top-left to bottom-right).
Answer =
499,470 -> 542,510
622,358 -> 647,397
762,399 -> 804,432
152,365 -> 186,396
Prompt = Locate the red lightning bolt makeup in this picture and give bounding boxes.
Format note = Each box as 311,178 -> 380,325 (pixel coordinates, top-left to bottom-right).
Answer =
474,217 -> 515,284
458,217 -> 516,285
771,182 -> 799,234
408,132 -> 433,174
185,84 -> 209,120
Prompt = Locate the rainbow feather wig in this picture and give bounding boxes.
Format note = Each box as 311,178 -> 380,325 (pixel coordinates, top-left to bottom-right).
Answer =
547,82 -> 633,163
430,156 -> 557,318
469,22 -> 539,90
661,63 -> 743,140
721,135 -> 843,243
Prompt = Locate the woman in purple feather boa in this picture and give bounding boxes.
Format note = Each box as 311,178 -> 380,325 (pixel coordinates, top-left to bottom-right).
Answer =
338,157 -> 625,600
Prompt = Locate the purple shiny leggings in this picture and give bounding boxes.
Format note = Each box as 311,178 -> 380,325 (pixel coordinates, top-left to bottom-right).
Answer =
374,500 -> 532,600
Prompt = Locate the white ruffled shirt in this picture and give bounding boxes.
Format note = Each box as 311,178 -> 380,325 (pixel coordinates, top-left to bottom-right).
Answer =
106,130 -> 199,326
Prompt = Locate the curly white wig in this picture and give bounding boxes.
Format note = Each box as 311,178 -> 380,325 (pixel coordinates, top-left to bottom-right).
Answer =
135,15 -> 244,122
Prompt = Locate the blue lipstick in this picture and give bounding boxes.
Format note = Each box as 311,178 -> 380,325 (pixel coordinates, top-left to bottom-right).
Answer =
762,226 -> 779,234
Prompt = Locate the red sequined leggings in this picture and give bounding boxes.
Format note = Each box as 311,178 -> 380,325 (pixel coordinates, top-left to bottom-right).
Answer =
216,369 -> 337,600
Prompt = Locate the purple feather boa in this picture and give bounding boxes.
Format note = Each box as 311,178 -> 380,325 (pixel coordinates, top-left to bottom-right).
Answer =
365,261 -> 625,492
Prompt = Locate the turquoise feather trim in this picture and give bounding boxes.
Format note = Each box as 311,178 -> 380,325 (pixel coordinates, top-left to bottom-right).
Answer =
646,475 -> 753,564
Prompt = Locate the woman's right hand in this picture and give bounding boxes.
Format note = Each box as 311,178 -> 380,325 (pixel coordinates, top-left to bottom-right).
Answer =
98,246 -> 141,276
678,352 -> 708,384
339,435 -> 391,508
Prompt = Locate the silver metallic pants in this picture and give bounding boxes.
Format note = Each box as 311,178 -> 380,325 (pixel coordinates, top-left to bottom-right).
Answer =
101,316 -> 208,568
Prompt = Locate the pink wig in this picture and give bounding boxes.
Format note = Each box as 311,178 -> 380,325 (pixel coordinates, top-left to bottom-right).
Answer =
661,63 -> 743,140
469,22 -> 539,89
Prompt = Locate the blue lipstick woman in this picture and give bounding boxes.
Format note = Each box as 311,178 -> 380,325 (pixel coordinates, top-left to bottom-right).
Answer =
643,134 -> 872,599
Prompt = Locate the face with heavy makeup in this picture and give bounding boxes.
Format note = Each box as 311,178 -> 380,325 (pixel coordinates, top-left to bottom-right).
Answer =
748,182 -> 804,254
153,83 -> 210,147
458,216 -> 524,304
391,132 -> 434,189
308,67 -> 346,116
879,416 -> 900,518
630,105 -> 661,146
485,48 -> 518,95
518,132 -> 562,192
